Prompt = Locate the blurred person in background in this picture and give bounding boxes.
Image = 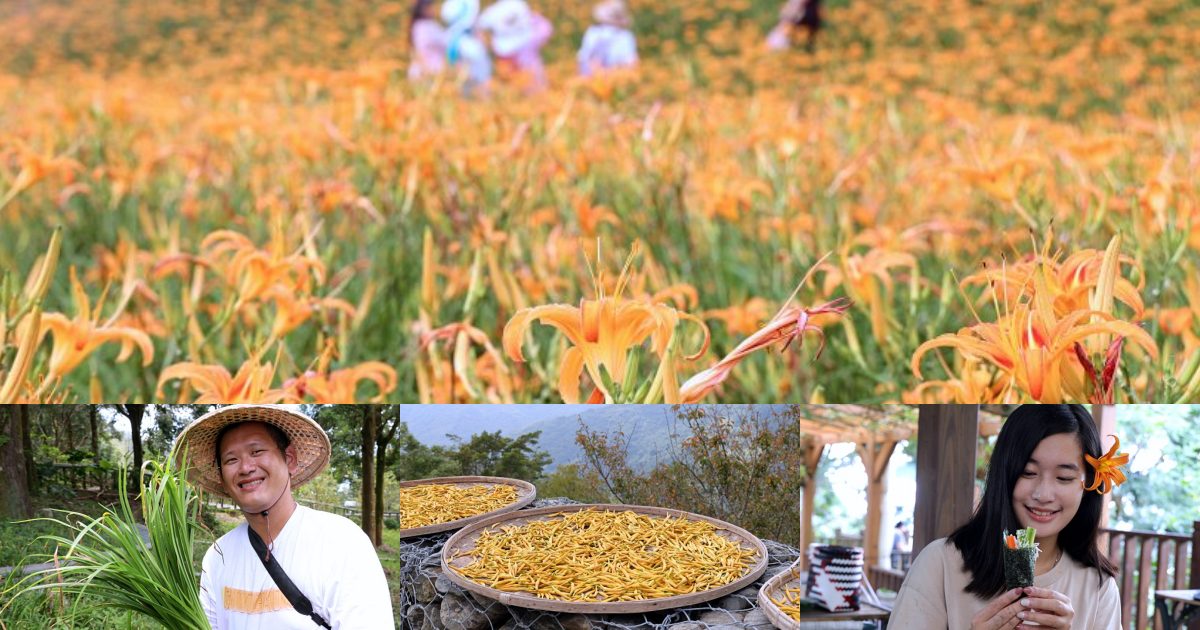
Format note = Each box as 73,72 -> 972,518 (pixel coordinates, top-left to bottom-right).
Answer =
408,0 -> 447,81
442,0 -> 493,95
766,0 -> 823,53
478,0 -> 553,91
577,0 -> 638,76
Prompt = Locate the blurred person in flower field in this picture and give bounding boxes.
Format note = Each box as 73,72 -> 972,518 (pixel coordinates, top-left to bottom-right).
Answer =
766,0 -> 822,53
176,405 -> 394,629
890,405 -> 1123,630
408,0 -> 447,81
477,0 -> 553,91
577,0 -> 638,76
442,0 -> 493,95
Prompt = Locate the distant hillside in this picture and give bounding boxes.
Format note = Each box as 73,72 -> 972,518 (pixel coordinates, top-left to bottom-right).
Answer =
403,404 -> 799,473
522,405 -> 683,473
400,405 -> 592,446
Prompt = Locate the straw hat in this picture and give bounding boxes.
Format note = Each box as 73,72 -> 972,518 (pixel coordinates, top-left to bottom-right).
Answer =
593,0 -> 631,28
173,405 -> 331,498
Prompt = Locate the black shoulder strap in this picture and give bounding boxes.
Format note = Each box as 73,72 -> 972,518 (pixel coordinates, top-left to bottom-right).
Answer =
247,526 -> 332,629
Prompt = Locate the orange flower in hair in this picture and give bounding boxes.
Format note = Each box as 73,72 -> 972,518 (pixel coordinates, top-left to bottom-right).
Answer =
1083,435 -> 1129,495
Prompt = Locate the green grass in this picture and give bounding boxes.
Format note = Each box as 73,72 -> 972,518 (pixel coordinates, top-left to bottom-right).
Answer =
381,527 -> 401,627
0,499 -> 118,567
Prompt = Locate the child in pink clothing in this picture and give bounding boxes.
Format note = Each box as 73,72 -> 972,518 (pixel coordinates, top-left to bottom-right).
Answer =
408,0 -> 447,80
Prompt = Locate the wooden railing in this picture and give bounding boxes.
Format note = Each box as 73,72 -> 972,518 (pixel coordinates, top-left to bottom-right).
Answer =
202,495 -> 398,520
43,462 -> 122,494
868,565 -> 906,593
1102,523 -> 1199,630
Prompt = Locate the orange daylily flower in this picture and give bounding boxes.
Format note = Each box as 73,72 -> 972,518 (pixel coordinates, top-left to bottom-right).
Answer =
964,242 -> 1144,321
502,245 -> 709,403
1062,137 -> 1125,168
157,356 -> 287,403
902,357 -> 1009,404
504,295 -> 709,403
1083,434 -> 1129,495
572,195 -> 619,236
285,361 -> 397,402
820,248 -> 916,346
703,298 -> 770,336
266,287 -> 356,339
953,157 -> 1038,203
1,147 -> 81,209
420,321 -> 515,403
38,268 -> 155,380
202,230 -> 325,307
912,298 -> 1158,402
920,232 -> 1156,402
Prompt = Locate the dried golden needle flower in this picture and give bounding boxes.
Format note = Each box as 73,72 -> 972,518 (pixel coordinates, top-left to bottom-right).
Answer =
768,568 -> 806,621
400,484 -> 520,529
450,509 -> 757,602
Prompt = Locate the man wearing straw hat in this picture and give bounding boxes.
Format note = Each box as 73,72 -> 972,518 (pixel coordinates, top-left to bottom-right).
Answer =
175,405 -> 394,629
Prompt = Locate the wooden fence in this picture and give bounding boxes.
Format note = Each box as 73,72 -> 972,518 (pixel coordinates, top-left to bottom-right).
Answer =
1102,522 -> 1199,630
44,465 -> 400,522
42,462 -> 125,497
203,495 -> 399,521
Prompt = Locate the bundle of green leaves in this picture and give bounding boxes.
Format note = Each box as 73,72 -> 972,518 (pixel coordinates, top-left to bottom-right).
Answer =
1,455 -> 209,629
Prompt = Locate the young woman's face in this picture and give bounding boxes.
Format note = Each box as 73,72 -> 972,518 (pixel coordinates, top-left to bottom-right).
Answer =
1011,432 -> 1085,539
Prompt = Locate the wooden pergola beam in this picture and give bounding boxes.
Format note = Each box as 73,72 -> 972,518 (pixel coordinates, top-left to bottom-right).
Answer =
788,404 -> 1000,568
800,440 -> 826,570
913,404 -> 980,557
857,436 -> 899,569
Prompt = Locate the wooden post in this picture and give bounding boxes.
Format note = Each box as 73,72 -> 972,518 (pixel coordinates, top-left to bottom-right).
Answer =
1191,520 -> 1199,589
800,441 -> 826,570
857,435 -> 898,569
1092,405 -> 1117,534
914,405 -> 980,558
1192,520 -> 1200,630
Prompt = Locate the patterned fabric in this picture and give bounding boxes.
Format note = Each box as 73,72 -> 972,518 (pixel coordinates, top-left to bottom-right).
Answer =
805,544 -> 864,612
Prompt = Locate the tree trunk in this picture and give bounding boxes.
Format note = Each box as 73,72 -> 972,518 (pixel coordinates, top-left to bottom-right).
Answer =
374,406 -> 401,545
374,441 -> 385,546
21,405 -> 36,494
90,405 -> 100,462
361,405 -> 378,545
120,405 -> 147,483
1,407 -> 33,519
65,406 -> 75,453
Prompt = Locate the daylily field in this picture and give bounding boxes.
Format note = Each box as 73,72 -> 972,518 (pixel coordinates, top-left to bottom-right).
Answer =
2,0 -> 1200,403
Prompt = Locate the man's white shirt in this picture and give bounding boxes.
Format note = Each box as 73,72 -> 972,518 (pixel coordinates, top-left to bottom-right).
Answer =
200,505 -> 395,629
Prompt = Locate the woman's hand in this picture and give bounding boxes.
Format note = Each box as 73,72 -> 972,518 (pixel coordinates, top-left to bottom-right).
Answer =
1016,586 -> 1075,628
970,588 -> 1026,630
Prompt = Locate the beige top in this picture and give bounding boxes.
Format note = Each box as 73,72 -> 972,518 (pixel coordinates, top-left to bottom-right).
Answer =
889,538 -> 1121,630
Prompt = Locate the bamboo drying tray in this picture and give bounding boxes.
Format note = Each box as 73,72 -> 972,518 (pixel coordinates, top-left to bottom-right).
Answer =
399,475 -> 536,538
441,503 -> 768,614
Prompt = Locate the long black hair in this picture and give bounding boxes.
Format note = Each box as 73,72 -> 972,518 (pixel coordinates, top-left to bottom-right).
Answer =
947,404 -> 1118,598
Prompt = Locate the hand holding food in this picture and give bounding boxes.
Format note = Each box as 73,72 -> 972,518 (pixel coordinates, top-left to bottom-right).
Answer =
1003,527 -> 1039,591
